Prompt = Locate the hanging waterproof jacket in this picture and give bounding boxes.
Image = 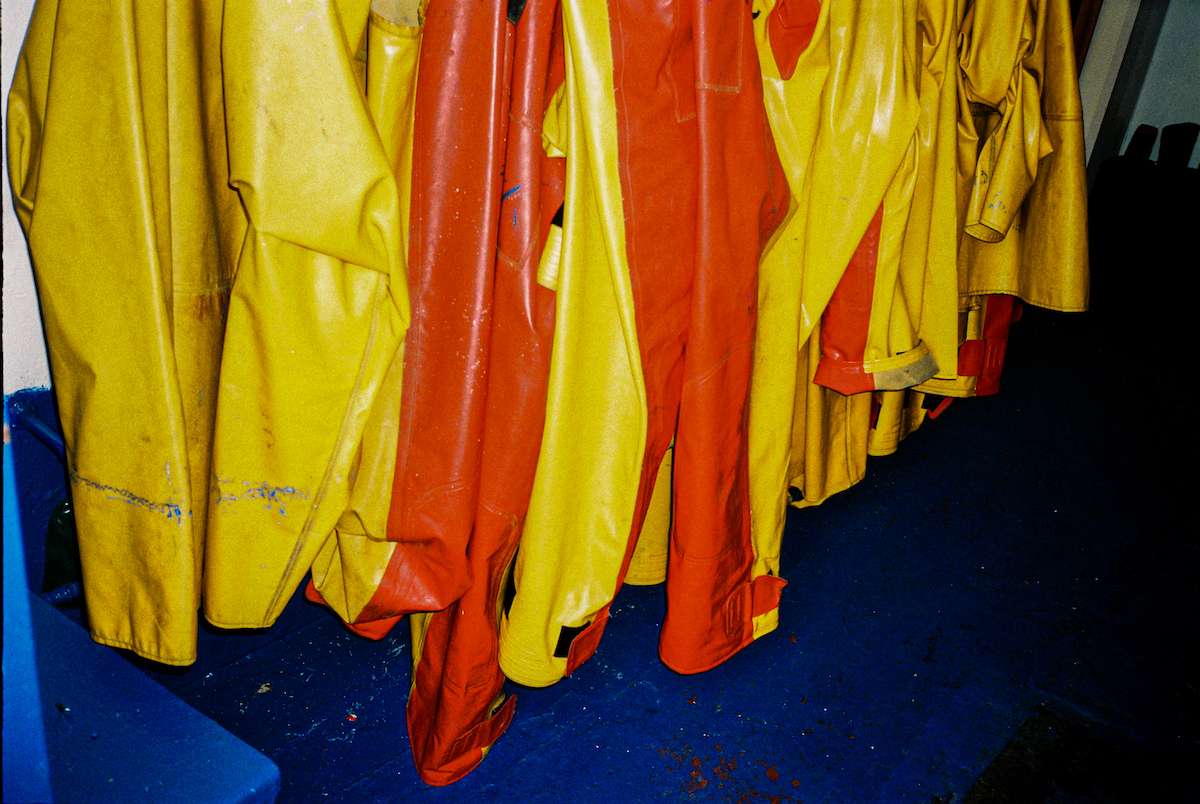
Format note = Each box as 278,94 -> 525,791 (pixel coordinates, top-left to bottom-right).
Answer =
203,0 -> 410,630
810,0 -> 974,396
956,0 -> 1089,311
908,0 -> 1086,405
792,0 -> 925,383
402,0 -> 567,784
306,0 -> 514,637
749,0 -> 957,557
8,0 -> 242,665
748,0 -> 985,557
305,1 -> 423,633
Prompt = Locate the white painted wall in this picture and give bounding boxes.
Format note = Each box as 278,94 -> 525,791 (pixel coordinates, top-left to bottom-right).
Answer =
1079,0 -> 1145,162
3,0 -> 48,395
1120,0 -> 1200,167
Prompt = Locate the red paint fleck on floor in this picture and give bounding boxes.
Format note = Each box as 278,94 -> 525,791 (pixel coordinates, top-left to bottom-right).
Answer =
659,737 -> 800,801
712,756 -> 737,782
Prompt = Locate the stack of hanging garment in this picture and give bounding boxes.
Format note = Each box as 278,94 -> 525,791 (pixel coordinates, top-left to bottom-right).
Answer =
748,0 -> 1088,558
7,0 -> 1088,787
8,0 -> 413,665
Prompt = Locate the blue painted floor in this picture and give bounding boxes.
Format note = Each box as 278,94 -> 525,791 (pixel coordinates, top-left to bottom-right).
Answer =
15,301 -> 1199,803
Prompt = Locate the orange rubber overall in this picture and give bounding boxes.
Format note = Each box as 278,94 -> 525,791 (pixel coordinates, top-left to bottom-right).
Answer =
305,0 -> 515,632
404,0 -> 567,784
552,0 -> 790,677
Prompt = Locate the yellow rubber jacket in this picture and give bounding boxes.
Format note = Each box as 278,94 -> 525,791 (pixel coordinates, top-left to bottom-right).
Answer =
8,0 -> 242,665
810,0 -> 976,396
750,0 -> 959,549
957,0 -> 1089,311
203,0 -> 410,630
496,0 -> 643,688
913,0 -> 1087,402
797,0 -> 924,376
748,0 -> 830,581
307,5 -> 422,630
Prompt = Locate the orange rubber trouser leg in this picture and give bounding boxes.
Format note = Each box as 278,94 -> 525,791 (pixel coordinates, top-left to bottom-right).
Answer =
405,0 -> 566,785
659,0 -> 789,674
347,0 -> 513,629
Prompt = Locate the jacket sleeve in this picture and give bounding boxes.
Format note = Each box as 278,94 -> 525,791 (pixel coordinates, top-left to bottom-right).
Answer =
203,0 -> 410,629
959,0 -> 1053,243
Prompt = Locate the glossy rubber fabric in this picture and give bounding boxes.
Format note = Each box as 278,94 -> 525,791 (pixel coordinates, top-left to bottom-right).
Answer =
810,0 -> 971,396
957,0 -> 1089,312
792,0 -> 924,361
307,0 -> 514,637
203,0 -> 410,630
306,3 -> 423,631
8,0 -> 241,665
499,0 -> 787,688
816,0 -> 966,393
496,0 -> 645,689
747,0 -> 828,568
402,0 -> 567,784
749,0 -> 937,562
659,0 -> 790,674
812,194 -> 939,396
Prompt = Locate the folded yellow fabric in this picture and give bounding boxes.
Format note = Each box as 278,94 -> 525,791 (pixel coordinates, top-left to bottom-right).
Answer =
308,8 -> 422,631
203,0 -> 409,629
